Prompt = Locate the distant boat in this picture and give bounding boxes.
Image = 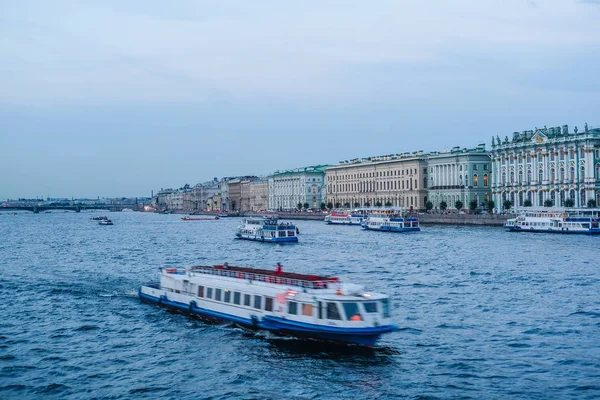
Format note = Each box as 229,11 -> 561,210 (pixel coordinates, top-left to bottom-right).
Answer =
98,219 -> 114,225
182,216 -> 220,221
122,208 -> 134,212
90,216 -> 108,221
218,213 -> 228,218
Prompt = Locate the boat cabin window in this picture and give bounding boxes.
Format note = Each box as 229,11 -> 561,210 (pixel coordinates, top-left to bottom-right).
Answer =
265,297 -> 273,312
197,285 -> 204,298
244,294 -> 251,306
363,302 -> 378,313
382,299 -> 390,318
233,292 -> 241,305
206,288 -> 213,299
318,301 -> 323,319
224,290 -> 231,303
288,301 -> 298,315
302,303 -> 313,317
326,302 -> 342,320
280,231 -> 287,237
342,302 -> 363,321
254,295 -> 262,309
288,231 -> 295,237
215,288 -> 222,301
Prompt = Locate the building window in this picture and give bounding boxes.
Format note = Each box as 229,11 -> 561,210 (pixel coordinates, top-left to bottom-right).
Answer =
483,174 -> 488,186
473,164 -> 478,170
484,164 -> 488,171
473,174 -> 478,186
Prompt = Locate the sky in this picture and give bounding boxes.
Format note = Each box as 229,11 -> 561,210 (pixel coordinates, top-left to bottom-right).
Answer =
1,0 -> 599,199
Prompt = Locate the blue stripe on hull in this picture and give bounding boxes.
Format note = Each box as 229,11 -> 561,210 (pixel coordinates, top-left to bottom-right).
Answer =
235,235 -> 298,243
507,227 -> 600,235
362,226 -> 420,232
139,291 -> 394,346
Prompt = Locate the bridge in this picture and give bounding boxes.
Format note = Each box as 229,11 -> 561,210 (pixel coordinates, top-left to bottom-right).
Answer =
1,204 -> 140,213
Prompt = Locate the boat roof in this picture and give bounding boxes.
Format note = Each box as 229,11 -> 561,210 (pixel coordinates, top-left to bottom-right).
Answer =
187,265 -> 338,283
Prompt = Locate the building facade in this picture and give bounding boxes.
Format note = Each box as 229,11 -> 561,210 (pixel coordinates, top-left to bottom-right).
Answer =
490,123 -> 600,210
325,153 -> 427,210
268,166 -> 327,211
426,144 -> 491,210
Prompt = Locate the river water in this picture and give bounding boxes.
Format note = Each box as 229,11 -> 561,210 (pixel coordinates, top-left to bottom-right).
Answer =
0,211 -> 598,399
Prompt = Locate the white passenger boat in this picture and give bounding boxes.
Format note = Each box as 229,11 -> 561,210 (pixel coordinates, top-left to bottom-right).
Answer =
505,208 -> 600,234
361,213 -> 420,232
139,264 -> 397,346
236,218 -> 298,243
324,210 -> 363,225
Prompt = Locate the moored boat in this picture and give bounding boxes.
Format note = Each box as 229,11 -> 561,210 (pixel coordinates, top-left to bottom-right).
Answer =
324,210 -> 363,225
361,213 -> 420,232
505,208 -> 600,234
182,216 -> 220,221
139,264 -> 397,346
236,218 -> 298,243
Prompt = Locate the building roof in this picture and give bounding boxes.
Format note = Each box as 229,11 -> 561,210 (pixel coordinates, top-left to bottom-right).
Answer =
271,165 -> 330,177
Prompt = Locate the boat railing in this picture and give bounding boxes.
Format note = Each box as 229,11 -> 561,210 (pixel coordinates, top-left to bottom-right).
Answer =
183,266 -> 337,289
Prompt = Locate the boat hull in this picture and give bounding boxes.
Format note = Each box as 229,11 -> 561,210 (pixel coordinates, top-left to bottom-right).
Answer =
506,226 -> 600,234
361,225 -> 420,232
235,233 -> 298,243
139,290 -> 393,346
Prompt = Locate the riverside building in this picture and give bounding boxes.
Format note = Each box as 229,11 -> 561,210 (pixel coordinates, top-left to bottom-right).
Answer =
268,166 -> 327,211
426,144 -> 491,210
490,123 -> 600,210
325,153 -> 427,211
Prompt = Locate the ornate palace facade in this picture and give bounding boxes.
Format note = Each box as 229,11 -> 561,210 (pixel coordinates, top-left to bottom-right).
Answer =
427,144 -> 491,210
490,124 -> 600,210
325,153 -> 427,211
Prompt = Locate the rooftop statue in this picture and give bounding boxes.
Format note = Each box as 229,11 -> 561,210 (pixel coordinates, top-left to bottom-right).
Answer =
496,135 -> 501,145
562,125 -> 569,135
585,122 -> 589,133
574,126 -> 578,134
491,136 -> 496,146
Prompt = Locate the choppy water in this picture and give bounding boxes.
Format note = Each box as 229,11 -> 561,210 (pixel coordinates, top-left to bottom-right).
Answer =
0,211 -> 599,399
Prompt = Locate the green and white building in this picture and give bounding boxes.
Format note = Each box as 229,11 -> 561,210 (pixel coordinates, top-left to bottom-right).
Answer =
426,144 -> 491,210
268,166 -> 328,211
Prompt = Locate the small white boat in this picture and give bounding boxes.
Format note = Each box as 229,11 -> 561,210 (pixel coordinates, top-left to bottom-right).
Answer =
236,218 -> 298,243
98,219 -> 114,225
324,210 -> 363,225
139,264 -> 397,346
505,208 -> 600,234
361,213 -> 420,232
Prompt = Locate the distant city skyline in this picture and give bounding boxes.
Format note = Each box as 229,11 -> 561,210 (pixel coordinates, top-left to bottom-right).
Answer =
1,0 -> 599,199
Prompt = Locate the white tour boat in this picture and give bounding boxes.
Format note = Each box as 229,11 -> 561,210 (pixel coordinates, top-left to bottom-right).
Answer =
235,218 -> 298,243
139,264 -> 397,346
504,208 -> 600,234
361,212 -> 420,232
324,210 -> 363,225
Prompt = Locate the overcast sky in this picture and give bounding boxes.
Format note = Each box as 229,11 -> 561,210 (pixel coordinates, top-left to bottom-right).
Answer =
1,0 -> 599,199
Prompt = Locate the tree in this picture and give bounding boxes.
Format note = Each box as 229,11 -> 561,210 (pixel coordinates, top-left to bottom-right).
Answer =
297,202 -> 303,210
503,200 -> 512,211
439,201 -> 448,211
469,199 -> 478,212
353,202 -> 360,208
320,202 -> 326,210
385,201 -> 392,207
303,202 -> 310,209
327,202 -> 333,209
455,200 -> 464,210
544,199 -> 553,207
487,200 -> 495,212
587,199 -> 597,208
524,199 -> 532,207
375,201 -> 382,207
564,198 -> 575,208
425,201 -> 433,211
335,202 -> 341,208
